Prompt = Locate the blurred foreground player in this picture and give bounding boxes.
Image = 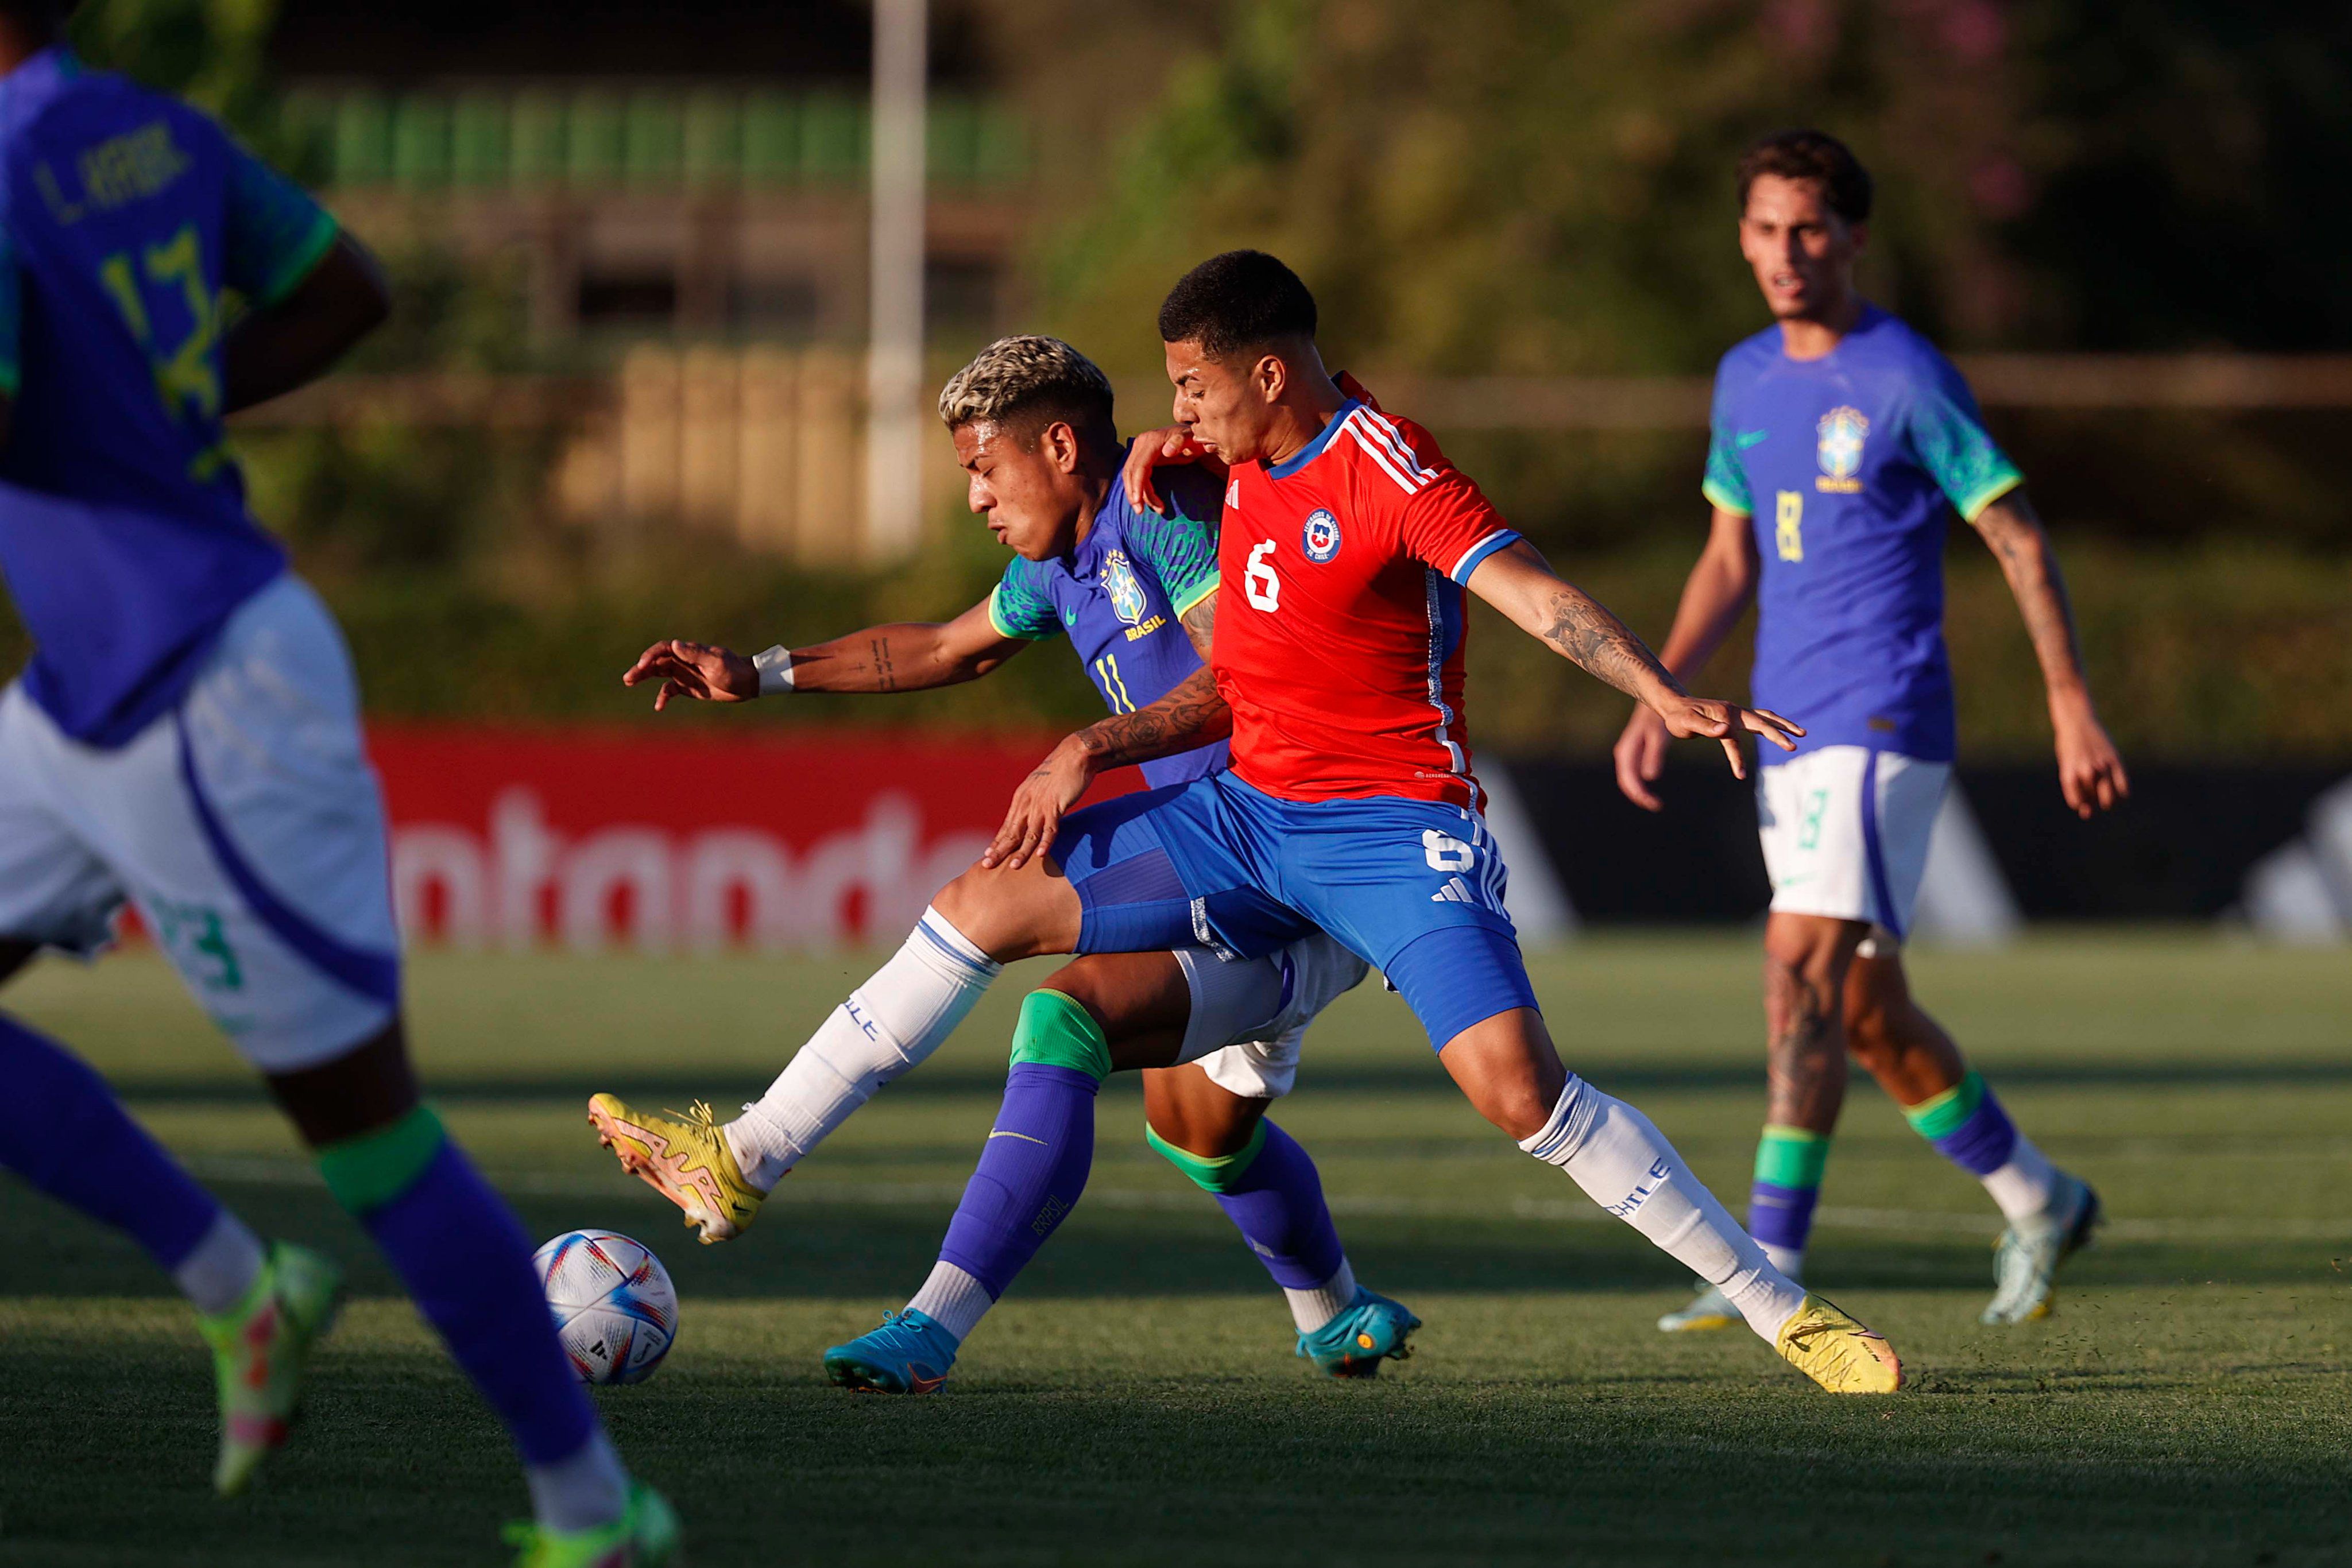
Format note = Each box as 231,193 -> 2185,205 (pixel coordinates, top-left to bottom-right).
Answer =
0,7 -> 674,1559
830,249 -> 1901,1395
1616,131 -> 2123,1332
601,334 -> 1418,1383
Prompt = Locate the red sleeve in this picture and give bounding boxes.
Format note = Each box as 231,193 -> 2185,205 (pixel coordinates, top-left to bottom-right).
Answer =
1395,467 -> 1523,585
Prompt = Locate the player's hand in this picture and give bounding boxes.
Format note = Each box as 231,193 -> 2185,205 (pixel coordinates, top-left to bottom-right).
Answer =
621,638 -> 758,710
1119,425 -> 1219,515
1611,704 -> 1672,812
2051,696 -> 2129,818
982,735 -> 1095,871
1654,695 -> 1803,781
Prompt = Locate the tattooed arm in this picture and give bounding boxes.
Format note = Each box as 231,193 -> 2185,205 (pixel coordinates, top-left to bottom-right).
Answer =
1970,487 -> 2129,818
982,590 -> 1231,869
620,598 -> 1027,708
1464,538 -> 1801,780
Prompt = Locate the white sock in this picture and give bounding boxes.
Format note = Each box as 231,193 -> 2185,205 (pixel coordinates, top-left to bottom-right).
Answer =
175,1210 -> 266,1317
1285,1257 -> 1358,1334
1519,1077 -> 1808,1342
724,907 -> 1001,1189
1759,1242 -> 1805,1283
907,1259 -> 994,1342
525,1429 -> 630,1534
1982,1135 -> 2061,1229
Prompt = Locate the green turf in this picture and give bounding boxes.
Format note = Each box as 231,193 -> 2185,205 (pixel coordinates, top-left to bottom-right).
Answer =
3,933 -> 2349,1566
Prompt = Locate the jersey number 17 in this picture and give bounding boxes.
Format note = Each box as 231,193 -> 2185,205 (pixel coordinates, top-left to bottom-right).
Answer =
98,221 -> 232,478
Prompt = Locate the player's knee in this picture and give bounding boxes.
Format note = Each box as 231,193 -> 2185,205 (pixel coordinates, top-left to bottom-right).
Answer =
1479,1081 -> 1564,1144
265,1020 -> 420,1148
1844,995 -> 1898,1061
932,861 -> 1066,964
1008,986 -> 1112,1083
929,867 -> 998,953
1763,938 -> 1844,1013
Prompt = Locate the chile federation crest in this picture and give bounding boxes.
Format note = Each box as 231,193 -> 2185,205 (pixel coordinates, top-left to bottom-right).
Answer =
1301,509 -> 1343,563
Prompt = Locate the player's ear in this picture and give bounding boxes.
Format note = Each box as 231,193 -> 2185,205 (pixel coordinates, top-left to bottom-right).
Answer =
1045,419 -> 1082,474
1252,351 -> 1287,405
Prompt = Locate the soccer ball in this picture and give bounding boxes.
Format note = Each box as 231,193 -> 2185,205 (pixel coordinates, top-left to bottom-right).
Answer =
532,1230 -> 678,1386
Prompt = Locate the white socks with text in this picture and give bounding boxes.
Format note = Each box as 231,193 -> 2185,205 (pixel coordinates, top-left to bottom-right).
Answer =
723,907 -> 1001,1190
1519,1076 -> 1808,1340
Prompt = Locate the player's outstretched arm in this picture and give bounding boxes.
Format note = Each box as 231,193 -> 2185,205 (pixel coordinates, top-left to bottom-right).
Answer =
1970,487 -> 2128,818
1467,539 -> 1800,780
621,599 -> 1027,710
222,235 -> 391,413
1118,425 -> 1228,516
982,590 -> 1230,869
1611,506 -> 1762,811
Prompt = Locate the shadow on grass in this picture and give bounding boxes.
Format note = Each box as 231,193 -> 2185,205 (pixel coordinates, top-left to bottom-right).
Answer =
8,1174 -> 2329,1307
94,1056 -> 2352,1108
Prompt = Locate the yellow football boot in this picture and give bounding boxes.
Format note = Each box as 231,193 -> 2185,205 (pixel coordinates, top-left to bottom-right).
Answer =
587,1093 -> 765,1244
198,1240 -> 343,1496
1774,1293 -> 1904,1394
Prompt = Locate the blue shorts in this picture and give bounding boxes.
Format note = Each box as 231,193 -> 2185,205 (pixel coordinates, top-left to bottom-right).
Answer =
1050,771 -> 1536,1049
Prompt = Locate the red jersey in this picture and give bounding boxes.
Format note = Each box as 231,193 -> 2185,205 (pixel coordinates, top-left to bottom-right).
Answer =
1212,382 -> 1521,808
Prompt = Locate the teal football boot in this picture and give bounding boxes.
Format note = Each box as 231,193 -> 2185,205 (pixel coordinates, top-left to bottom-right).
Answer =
1982,1172 -> 2103,1325
824,1309 -> 959,1394
1297,1288 -> 1421,1378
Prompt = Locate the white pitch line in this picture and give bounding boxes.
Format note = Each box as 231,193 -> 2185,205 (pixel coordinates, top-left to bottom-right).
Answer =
181,1156 -> 2352,1244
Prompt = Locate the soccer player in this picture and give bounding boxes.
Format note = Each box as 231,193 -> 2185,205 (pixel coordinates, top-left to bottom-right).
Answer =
595,334 -> 1419,1383
826,249 -> 1902,1396
0,10 -> 675,1561
1614,131 -> 2125,1332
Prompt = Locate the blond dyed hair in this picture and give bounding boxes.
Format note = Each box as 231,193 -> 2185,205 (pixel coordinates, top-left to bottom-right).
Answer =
937,334 -> 1116,442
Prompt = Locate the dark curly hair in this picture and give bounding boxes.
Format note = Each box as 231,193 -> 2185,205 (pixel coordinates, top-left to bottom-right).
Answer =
1156,250 -> 1318,361
1736,130 -> 1873,224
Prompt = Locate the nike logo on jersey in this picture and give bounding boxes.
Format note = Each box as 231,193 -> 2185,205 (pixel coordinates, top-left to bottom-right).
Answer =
1735,429 -> 1770,449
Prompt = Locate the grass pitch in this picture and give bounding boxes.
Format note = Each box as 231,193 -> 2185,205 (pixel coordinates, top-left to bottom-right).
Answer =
3,932 -> 2349,1567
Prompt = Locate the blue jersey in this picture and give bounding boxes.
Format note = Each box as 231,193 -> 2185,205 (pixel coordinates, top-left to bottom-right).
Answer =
1702,305 -> 2022,764
988,455 -> 1226,789
0,48 -> 339,746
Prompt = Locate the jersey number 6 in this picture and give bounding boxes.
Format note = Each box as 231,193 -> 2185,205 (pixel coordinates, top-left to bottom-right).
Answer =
1244,540 -> 1281,612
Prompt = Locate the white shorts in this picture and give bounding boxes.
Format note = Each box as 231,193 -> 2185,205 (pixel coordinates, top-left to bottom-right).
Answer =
1168,930 -> 1370,1099
0,574 -> 401,1071
1756,745 -> 1950,951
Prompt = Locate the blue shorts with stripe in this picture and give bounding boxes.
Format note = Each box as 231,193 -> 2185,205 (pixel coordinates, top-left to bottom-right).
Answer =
1050,769 -> 1535,1049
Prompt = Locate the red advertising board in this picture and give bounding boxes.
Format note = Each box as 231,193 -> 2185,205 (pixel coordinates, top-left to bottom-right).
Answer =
369,725 -> 1139,950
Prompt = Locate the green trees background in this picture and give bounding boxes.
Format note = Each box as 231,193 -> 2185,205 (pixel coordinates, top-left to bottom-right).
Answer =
1036,0 -> 2352,370
6,0 -> 2347,756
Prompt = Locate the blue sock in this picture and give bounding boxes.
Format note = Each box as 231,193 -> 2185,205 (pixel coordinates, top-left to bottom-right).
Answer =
937,1062 -> 1102,1299
0,1014 -> 219,1270
1151,1120 -> 1345,1290
324,1112 -> 597,1466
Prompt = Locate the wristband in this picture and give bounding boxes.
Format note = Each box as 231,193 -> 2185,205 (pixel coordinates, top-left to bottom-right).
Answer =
752,644 -> 796,696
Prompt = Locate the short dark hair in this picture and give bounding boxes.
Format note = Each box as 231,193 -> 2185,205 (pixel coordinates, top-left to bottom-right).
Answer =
1736,130 -> 1873,224
937,334 -> 1117,450
1157,250 -> 1318,361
